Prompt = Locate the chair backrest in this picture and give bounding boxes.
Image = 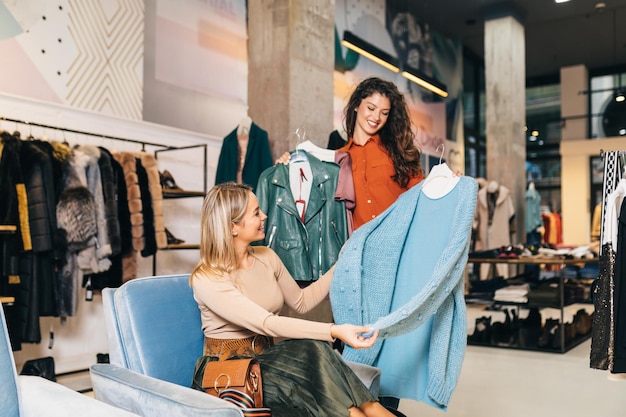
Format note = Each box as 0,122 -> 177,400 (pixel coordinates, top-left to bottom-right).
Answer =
102,274 -> 204,387
0,306 -> 21,417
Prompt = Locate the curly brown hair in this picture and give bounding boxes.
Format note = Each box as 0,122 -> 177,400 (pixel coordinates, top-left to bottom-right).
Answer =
343,77 -> 422,188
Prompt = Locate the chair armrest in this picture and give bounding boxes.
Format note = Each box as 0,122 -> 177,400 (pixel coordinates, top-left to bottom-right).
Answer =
344,360 -> 381,397
18,375 -> 140,417
90,364 -> 244,417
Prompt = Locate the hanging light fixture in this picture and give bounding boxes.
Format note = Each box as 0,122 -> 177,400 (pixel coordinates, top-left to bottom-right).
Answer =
401,66 -> 449,98
341,30 -> 449,98
341,31 -> 400,73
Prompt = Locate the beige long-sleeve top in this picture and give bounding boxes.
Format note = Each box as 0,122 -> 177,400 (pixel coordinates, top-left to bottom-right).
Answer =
191,246 -> 334,341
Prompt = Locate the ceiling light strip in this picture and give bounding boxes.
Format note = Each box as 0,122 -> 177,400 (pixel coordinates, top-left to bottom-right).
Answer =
401,70 -> 449,98
341,31 -> 400,73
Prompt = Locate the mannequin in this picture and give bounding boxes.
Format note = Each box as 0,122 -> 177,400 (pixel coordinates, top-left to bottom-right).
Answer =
475,180 -> 515,278
236,115 -> 252,136
487,180 -> 499,194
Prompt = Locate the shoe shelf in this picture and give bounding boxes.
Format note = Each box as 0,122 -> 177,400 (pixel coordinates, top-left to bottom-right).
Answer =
466,257 -> 597,354
160,243 -> 200,250
162,189 -> 206,198
152,144 -> 208,275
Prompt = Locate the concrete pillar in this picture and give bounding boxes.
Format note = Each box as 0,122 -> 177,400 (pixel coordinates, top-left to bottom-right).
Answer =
247,0 -> 335,159
560,65 -> 589,141
484,13 -> 526,244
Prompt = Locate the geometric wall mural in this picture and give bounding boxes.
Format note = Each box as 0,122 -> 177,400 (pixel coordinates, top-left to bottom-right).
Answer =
65,0 -> 144,119
0,0 -> 143,120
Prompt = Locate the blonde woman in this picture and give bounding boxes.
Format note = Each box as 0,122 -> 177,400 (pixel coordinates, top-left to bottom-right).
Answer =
190,182 -> 396,417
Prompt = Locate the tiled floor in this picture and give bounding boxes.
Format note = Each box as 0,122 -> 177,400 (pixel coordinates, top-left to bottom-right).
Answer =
398,304 -> 626,417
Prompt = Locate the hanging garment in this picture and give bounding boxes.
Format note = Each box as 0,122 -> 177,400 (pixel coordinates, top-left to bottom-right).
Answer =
334,151 -> 355,235
613,197 -> 626,372
331,176 -> 477,409
591,151 -> 624,371
97,147 -> 122,257
16,139 -> 61,342
255,151 -> 348,282
215,122 -> 272,192
133,152 -> 167,250
525,185 -> 542,234
87,148 -> 131,291
474,183 -> 515,278
74,145 -> 113,269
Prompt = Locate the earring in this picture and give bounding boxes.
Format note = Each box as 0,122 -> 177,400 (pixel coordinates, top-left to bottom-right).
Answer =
232,231 -> 238,236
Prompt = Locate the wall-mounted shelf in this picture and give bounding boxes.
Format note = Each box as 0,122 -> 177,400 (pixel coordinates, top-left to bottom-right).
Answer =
162,190 -> 206,199
152,144 -> 208,275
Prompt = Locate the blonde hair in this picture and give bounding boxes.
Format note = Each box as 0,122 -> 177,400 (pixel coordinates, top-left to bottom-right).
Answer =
191,182 -> 253,281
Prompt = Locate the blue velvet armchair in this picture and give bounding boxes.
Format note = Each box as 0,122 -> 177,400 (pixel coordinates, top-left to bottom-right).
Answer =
90,274 -> 381,417
0,304 -> 139,417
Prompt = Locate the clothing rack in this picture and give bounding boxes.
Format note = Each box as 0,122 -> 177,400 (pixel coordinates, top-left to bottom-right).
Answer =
2,113 -> 209,276
1,115 -> 208,191
1,116 -> 174,151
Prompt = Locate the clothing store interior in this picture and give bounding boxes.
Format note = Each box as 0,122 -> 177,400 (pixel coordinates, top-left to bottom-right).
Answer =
1,0 -> 626,416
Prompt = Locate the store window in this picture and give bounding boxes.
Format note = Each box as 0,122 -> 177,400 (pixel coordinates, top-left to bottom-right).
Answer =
525,82 -> 561,212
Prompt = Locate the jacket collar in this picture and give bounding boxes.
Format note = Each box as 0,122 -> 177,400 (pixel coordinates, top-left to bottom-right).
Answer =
268,151 -> 335,223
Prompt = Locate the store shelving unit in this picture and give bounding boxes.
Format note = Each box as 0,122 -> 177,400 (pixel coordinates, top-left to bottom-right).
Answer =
466,256 -> 597,353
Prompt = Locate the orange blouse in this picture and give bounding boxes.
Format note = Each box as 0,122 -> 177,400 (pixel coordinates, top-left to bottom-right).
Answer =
339,135 -> 423,229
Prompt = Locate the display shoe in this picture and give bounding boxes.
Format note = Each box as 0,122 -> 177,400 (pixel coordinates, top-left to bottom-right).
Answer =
519,308 -> 542,347
538,318 -> 560,348
468,316 -> 492,344
573,308 -> 592,335
551,321 -> 577,350
165,227 -> 185,244
160,170 -> 182,190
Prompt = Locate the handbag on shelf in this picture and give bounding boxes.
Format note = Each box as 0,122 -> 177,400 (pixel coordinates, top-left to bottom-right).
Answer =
202,357 -> 268,414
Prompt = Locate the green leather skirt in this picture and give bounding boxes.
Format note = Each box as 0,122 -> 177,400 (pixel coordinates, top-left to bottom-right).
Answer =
192,338 -> 376,417
255,339 -> 376,417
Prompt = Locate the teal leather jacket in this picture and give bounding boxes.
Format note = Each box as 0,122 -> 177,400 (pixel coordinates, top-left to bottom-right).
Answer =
255,152 -> 348,281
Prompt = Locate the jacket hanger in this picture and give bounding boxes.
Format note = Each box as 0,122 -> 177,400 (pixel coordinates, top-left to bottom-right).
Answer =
289,127 -> 309,163
422,144 -> 459,199
296,139 -> 334,162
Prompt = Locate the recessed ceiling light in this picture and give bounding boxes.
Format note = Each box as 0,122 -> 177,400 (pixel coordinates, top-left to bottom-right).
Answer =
555,0 -> 571,3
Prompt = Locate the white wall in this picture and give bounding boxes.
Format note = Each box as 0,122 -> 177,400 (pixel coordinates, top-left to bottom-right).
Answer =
0,92 -> 221,373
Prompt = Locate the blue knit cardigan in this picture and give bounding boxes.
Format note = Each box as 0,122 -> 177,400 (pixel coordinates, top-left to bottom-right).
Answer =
331,176 -> 477,408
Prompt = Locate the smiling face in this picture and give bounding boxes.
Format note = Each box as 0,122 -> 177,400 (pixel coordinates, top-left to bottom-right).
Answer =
232,191 -> 267,245
353,92 -> 391,144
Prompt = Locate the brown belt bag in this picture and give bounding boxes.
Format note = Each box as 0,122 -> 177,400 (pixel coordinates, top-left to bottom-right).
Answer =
202,358 -> 263,409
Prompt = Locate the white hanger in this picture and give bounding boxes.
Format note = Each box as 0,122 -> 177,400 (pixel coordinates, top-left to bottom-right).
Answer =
296,140 -> 334,162
289,127 -> 309,163
421,144 -> 460,199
